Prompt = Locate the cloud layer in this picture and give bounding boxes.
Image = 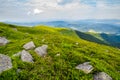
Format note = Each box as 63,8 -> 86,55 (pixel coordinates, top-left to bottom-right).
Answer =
0,0 -> 120,22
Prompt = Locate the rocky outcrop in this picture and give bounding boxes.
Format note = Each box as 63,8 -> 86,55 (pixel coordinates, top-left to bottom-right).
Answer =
23,41 -> 35,50
94,72 -> 112,80
0,54 -> 12,73
75,62 -> 94,74
34,45 -> 48,57
21,50 -> 34,63
0,37 -> 9,46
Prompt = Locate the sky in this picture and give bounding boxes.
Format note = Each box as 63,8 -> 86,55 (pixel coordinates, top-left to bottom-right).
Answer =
0,0 -> 120,22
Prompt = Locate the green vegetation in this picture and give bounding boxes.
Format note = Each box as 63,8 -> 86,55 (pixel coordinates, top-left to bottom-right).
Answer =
87,32 -> 120,48
0,22 -> 120,80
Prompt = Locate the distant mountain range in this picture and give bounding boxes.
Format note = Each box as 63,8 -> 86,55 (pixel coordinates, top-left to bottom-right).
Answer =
5,19 -> 120,34
1,21 -> 120,48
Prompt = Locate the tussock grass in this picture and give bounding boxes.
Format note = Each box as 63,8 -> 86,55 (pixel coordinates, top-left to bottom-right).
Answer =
0,23 -> 120,80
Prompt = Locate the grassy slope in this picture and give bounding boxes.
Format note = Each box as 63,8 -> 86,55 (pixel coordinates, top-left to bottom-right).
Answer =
87,32 -> 120,48
0,23 -> 120,80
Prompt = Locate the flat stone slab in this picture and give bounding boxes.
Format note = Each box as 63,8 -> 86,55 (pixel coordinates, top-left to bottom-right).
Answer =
0,37 -> 9,46
23,41 -> 35,50
0,54 -> 12,73
34,45 -> 48,57
75,62 -> 94,74
94,72 -> 113,80
21,50 -> 34,62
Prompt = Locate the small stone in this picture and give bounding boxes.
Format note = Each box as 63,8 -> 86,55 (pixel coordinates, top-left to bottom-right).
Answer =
12,28 -> 18,31
94,72 -> 113,80
90,54 -> 94,56
0,54 -> 12,73
34,45 -> 48,57
42,39 -> 45,42
13,51 -> 22,57
75,62 -> 94,74
105,50 -> 109,52
55,54 -> 60,57
21,50 -> 34,62
16,69 -> 21,74
23,41 -> 35,50
0,37 -> 9,46
25,33 -> 29,35
75,42 -> 79,45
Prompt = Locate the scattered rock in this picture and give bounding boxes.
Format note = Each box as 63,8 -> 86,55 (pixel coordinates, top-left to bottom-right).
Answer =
21,50 -> 34,62
55,54 -> 60,57
13,51 -> 22,57
94,72 -> 113,80
90,54 -> 94,56
0,37 -> 9,46
75,42 -> 79,45
118,71 -> 120,73
42,39 -> 45,42
34,45 -> 48,57
25,33 -> 29,35
23,41 -> 35,50
75,62 -> 94,74
0,54 -> 12,73
12,28 -> 18,31
105,50 -> 109,53
16,69 -> 21,74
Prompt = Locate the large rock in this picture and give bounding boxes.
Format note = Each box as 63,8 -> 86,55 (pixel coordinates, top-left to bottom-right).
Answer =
94,72 -> 113,80
0,37 -> 9,46
75,62 -> 94,74
34,45 -> 48,57
21,50 -> 34,62
23,41 -> 35,50
0,54 -> 12,73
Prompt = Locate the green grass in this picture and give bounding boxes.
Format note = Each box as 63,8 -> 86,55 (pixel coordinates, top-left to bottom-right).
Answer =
0,22 -> 120,80
87,32 -> 120,48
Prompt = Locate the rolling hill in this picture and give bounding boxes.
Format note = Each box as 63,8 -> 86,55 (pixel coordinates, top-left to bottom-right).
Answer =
0,22 -> 120,80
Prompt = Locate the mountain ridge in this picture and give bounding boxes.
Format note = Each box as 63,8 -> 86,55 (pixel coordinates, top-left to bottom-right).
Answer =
4,19 -> 120,34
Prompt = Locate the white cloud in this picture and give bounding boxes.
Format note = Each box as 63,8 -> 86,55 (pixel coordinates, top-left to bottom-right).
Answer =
27,8 -> 44,15
57,0 -> 63,3
70,27 -> 78,30
0,0 -> 120,21
27,11 -> 31,15
33,8 -> 43,14
24,0 -> 120,20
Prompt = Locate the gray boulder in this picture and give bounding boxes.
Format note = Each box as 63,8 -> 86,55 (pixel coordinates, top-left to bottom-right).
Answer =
0,37 -> 9,46
23,41 -> 35,50
34,45 -> 48,57
21,50 -> 34,62
0,54 -> 12,73
94,72 -> 112,80
75,62 -> 94,74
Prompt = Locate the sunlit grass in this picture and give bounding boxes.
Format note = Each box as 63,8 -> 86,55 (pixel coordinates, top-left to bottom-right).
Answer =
0,23 -> 120,80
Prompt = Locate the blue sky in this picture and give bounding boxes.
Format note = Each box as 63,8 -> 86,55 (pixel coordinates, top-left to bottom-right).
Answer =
0,0 -> 120,22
